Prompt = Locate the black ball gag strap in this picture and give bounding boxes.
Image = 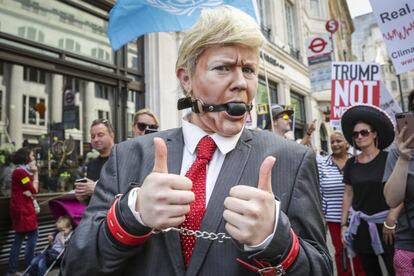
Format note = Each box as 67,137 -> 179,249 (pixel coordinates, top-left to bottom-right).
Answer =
177,97 -> 253,116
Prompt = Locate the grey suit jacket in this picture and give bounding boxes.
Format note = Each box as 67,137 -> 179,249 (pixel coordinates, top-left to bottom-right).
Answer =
61,128 -> 332,275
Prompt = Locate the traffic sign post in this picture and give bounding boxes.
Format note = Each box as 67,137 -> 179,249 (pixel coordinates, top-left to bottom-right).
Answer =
325,19 -> 339,34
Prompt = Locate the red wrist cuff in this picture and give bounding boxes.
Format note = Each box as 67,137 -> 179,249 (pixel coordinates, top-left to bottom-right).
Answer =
237,228 -> 300,275
106,198 -> 152,246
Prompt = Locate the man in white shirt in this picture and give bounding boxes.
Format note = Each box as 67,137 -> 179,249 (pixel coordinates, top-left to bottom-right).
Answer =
62,6 -> 331,276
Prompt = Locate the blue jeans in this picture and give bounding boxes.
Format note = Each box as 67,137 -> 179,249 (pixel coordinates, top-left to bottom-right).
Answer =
29,253 -> 47,276
7,230 -> 38,273
28,248 -> 60,276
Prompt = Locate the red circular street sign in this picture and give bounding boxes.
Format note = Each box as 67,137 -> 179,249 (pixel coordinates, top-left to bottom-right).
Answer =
308,37 -> 328,54
325,19 -> 339,33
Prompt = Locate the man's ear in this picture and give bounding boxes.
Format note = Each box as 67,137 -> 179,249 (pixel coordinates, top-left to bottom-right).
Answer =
176,68 -> 191,95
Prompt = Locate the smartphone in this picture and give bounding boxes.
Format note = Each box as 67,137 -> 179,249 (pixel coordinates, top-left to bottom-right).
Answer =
396,112 -> 414,148
75,178 -> 88,183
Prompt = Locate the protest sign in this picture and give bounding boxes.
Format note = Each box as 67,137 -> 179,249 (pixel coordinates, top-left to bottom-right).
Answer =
379,82 -> 402,124
330,62 -> 381,128
370,0 -> 414,74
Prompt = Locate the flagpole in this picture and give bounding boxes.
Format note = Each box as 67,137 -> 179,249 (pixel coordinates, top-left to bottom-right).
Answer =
260,50 -> 274,132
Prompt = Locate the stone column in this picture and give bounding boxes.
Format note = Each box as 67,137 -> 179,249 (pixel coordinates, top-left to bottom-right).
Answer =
9,65 -> 24,147
51,74 -> 63,123
83,81 -> 95,140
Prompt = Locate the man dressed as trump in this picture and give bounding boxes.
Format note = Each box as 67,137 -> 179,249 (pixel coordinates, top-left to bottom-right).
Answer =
62,6 -> 332,276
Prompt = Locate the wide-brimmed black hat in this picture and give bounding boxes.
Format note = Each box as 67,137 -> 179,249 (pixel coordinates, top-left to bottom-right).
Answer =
271,104 -> 294,119
341,104 -> 395,150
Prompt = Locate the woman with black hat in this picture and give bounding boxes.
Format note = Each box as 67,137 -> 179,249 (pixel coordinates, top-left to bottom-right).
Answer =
339,104 -> 401,276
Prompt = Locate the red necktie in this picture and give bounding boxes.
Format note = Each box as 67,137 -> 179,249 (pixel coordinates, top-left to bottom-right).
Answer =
181,136 -> 217,267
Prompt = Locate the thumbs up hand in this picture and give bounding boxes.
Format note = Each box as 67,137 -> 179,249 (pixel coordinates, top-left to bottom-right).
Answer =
136,138 -> 194,229
223,156 -> 277,246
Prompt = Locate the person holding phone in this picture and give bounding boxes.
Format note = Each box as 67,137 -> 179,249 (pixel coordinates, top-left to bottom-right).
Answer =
383,90 -> 414,275
74,119 -> 114,203
132,109 -> 159,137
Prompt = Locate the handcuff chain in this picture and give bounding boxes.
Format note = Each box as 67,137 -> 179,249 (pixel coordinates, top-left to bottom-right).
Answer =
152,227 -> 232,243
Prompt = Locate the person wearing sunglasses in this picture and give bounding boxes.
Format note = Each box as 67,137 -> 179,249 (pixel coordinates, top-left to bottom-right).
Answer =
74,119 -> 115,203
340,104 -> 401,276
132,109 -> 159,137
271,104 -> 294,137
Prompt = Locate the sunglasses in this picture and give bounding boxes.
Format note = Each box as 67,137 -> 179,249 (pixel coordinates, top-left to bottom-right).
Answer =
136,122 -> 159,131
277,114 -> 290,121
352,129 -> 372,139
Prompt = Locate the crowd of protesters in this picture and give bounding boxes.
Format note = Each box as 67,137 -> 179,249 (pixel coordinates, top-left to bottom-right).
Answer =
1,6 -> 413,274
3,91 -> 414,276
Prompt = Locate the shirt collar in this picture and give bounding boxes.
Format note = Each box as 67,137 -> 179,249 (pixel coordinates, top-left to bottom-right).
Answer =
182,114 -> 243,155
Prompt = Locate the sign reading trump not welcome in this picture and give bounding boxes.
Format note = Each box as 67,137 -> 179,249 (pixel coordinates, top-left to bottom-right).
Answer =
330,62 -> 381,128
370,0 -> 414,74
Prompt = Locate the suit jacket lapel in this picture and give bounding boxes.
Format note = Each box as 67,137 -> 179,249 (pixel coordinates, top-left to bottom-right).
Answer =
187,129 -> 253,275
162,129 -> 186,276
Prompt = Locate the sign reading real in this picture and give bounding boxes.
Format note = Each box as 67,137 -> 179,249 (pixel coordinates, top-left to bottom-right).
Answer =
370,0 -> 414,74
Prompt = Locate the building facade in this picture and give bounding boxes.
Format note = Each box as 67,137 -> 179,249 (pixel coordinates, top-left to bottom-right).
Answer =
300,0 -> 354,153
0,0 -> 354,196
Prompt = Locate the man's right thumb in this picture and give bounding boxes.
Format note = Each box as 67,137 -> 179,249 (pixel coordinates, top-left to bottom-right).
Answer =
153,137 -> 168,173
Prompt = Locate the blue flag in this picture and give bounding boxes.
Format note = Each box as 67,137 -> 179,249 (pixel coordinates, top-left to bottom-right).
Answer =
108,0 -> 258,50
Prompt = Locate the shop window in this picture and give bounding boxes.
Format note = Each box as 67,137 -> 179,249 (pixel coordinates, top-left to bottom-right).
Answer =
23,66 -> 46,84
95,84 -> 111,99
128,90 -> 136,103
290,92 -> 306,139
391,80 -> 397,91
17,26 -> 45,43
257,0 -> 272,40
29,96 -> 37,125
402,79 -> 408,89
65,77 -> 80,92
91,48 -> 110,62
22,95 -> 46,125
127,39 -> 144,73
257,77 -> 278,105
97,110 -> 109,120
285,1 -> 298,50
39,98 -> 45,126
309,0 -> 321,17
58,38 -> 81,53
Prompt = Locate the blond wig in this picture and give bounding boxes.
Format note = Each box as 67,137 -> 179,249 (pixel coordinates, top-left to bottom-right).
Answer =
176,6 -> 264,94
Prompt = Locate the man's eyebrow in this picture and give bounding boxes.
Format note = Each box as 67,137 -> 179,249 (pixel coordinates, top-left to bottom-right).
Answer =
211,59 -> 257,66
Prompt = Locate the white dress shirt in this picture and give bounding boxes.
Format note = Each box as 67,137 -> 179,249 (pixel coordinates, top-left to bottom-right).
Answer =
128,115 -> 279,250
